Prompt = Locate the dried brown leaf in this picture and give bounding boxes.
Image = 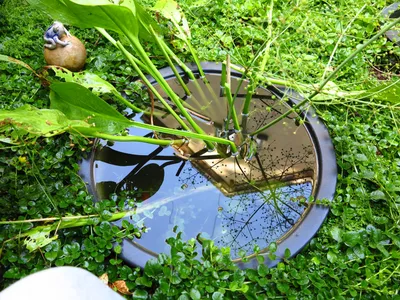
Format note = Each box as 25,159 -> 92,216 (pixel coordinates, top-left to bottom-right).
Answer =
111,280 -> 132,295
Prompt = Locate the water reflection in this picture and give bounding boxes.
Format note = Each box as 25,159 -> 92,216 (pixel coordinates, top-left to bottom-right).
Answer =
91,73 -> 318,259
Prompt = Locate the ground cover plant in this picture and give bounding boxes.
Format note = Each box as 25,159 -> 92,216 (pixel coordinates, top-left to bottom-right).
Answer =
0,0 -> 400,299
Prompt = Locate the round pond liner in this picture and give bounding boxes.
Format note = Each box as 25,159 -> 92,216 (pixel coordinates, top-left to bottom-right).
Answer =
79,62 -> 337,269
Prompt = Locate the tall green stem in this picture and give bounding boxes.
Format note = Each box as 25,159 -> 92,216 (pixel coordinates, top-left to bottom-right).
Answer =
94,133 -> 185,146
164,46 -> 225,115
127,36 -> 214,149
225,83 -> 241,132
170,19 -> 206,80
99,10 -> 214,149
115,41 -> 190,131
242,0 -> 273,116
149,26 -> 191,96
128,120 -> 237,152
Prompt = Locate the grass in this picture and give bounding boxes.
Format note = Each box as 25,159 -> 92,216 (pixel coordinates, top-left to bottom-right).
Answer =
0,0 -> 400,298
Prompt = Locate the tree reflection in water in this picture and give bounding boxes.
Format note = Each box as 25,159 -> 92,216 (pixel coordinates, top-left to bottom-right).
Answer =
90,72 -> 318,259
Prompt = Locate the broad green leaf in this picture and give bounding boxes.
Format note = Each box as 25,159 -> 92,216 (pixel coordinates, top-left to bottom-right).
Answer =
0,104 -> 91,138
153,0 -> 191,39
154,0 -> 181,22
49,66 -> 117,95
45,251 -> 58,262
50,82 -> 132,134
27,0 -> 158,42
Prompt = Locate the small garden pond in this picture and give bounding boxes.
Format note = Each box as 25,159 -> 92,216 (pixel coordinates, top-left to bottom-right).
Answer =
80,63 -> 337,268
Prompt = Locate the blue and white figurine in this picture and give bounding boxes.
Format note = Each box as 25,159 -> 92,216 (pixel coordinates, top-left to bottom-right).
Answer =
44,21 -> 71,50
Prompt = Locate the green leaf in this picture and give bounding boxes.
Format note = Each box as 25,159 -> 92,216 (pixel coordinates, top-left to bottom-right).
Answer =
132,289 -> 149,299
370,190 -> 386,201
144,258 -> 162,276
354,154 -> 368,162
45,251 -> 58,261
212,292 -> 224,300
327,250 -> 337,263
50,82 -> 132,134
190,288 -> 201,300
3,267 -> 21,279
276,282 -> 289,294
0,105 -> 91,139
268,242 -> 277,253
114,245 -> 122,254
50,67 -> 118,95
311,256 -> 320,265
27,0 -> 158,41
24,227 -> 58,252
330,226 -> 342,243
154,0 -> 181,22
170,274 -> 182,284
257,264 -> 268,276
135,276 -> 153,287
342,231 -> 362,247
284,248 -> 291,259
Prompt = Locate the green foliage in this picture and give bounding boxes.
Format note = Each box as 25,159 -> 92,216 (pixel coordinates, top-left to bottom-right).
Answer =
0,0 -> 400,299
0,104 -> 92,141
50,82 -> 132,134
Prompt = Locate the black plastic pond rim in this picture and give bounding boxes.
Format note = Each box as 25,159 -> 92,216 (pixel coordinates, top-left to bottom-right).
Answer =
381,3 -> 400,45
82,62 -> 337,269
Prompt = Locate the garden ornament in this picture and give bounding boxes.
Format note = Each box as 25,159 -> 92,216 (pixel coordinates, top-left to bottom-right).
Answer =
43,21 -> 87,72
44,21 -> 71,50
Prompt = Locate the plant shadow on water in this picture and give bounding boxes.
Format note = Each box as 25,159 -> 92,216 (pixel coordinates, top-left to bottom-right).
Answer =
85,70 -> 318,263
